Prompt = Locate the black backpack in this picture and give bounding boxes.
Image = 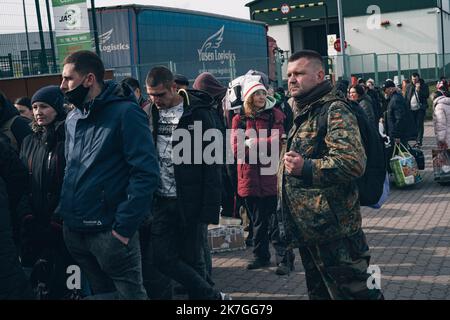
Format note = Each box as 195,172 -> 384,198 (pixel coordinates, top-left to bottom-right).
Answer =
313,98 -> 387,206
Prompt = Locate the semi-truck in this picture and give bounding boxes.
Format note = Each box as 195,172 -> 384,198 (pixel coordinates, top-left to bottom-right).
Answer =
89,5 -> 272,85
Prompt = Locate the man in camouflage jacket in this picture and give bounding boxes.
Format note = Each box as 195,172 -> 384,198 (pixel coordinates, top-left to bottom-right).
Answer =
278,50 -> 383,300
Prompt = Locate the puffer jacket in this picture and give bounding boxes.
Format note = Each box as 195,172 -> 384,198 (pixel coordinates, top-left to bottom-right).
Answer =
20,120 -> 66,224
433,95 -> 450,146
279,82 -> 366,246
386,91 -> 417,140
57,81 -> 159,238
231,96 -> 285,198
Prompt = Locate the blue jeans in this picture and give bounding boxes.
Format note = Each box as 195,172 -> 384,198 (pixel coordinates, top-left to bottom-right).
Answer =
63,226 -> 147,300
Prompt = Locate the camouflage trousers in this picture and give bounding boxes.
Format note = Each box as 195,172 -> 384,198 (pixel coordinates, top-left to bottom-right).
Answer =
298,229 -> 384,300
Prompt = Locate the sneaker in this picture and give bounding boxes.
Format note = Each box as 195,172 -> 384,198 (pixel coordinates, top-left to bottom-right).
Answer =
275,262 -> 294,276
247,259 -> 270,270
219,292 -> 232,300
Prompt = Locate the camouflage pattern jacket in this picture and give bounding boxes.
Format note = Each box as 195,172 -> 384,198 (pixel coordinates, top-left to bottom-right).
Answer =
278,82 -> 367,246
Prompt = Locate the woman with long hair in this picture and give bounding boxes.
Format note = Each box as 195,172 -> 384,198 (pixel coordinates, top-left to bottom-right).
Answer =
231,80 -> 287,271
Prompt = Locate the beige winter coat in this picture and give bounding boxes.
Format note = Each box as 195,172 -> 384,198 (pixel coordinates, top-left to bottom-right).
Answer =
433,95 -> 450,146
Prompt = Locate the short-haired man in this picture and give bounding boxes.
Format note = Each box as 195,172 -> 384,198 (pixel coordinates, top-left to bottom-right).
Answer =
405,73 -> 429,147
14,97 -> 33,121
121,77 -> 150,109
58,50 -> 159,300
145,66 -> 228,300
278,50 -> 383,300
0,91 -> 32,151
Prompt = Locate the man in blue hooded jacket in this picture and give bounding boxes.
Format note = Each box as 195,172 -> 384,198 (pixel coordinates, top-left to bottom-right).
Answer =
58,50 -> 159,300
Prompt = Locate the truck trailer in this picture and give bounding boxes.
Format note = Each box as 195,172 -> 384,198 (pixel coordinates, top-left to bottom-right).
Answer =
89,5 -> 270,85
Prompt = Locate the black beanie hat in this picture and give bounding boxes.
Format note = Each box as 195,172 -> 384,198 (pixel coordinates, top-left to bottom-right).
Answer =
31,85 -> 65,118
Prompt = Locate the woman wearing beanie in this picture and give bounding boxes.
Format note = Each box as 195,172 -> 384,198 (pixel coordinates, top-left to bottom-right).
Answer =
19,85 -> 74,299
231,80 -> 285,270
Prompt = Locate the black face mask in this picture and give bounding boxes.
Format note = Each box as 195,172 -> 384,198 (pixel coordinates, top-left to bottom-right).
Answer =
64,78 -> 90,109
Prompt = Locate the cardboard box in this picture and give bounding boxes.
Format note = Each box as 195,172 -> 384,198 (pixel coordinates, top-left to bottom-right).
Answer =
208,225 -> 245,253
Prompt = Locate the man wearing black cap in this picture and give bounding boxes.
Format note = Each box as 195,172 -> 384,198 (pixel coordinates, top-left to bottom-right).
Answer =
382,80 -> 415,146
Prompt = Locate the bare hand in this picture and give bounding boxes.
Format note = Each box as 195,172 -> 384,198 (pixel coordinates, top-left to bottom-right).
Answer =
284,151 -> 304,176
438,142 -> 448,150
395,138 -> 401,144
112,230 -> 129,245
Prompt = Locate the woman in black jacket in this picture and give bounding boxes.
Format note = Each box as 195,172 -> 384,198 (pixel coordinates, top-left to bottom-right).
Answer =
19,85 -> 72,299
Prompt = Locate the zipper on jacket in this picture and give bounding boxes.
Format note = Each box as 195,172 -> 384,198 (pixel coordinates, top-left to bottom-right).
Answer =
47,151 -> 53,171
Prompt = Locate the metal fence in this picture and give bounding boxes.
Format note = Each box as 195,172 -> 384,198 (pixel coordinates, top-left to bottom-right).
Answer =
337,52 -> 450,86
0,52 -> 58,79
2,50 -> 450,89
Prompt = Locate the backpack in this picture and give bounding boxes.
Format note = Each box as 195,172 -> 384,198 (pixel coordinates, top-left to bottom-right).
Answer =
0,115 -> 19,151
226,73 -> 265,111
313,98 -> 387,207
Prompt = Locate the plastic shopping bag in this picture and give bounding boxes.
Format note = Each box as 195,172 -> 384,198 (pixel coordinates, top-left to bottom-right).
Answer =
432,149 -> 450,182
390,143 -> 422,187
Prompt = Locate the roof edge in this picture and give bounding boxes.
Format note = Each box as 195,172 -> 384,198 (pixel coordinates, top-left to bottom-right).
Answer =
91,4 -> 261,25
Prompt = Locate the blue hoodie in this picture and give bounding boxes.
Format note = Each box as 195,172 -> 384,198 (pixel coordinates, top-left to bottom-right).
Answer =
57,81 -> 159,238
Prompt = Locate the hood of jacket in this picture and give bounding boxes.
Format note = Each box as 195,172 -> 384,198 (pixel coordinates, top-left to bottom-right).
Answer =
254,95 -> 276,116
81,80 -> 138,115
177,88 -> 216,115
433,95 -> 450,108
0,98 -> 20,125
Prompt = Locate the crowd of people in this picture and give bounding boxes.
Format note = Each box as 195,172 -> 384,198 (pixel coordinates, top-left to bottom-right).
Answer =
0,48 -> 448,300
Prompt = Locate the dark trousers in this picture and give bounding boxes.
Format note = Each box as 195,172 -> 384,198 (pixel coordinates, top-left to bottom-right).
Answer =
151,197 -> 218,300
0,232 -> 34,299
63,226 -> 147,300
244,196 -> 277,262
201,224 -> 214,286
412,109 -> 426,144
140,221 -> 173,300
298,230 -> 384,300
270,213 -> 295,265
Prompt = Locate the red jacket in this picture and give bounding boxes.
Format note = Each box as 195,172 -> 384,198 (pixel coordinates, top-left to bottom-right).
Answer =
231,99 -> 285,198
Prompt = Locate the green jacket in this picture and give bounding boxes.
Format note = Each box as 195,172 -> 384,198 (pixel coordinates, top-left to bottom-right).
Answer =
278,89 -> 367,246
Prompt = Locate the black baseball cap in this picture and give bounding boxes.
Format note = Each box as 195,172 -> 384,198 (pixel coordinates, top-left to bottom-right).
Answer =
382,80 -> 396,90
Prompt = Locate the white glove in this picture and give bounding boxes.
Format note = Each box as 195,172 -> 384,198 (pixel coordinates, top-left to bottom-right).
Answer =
245,138 -> 256,149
